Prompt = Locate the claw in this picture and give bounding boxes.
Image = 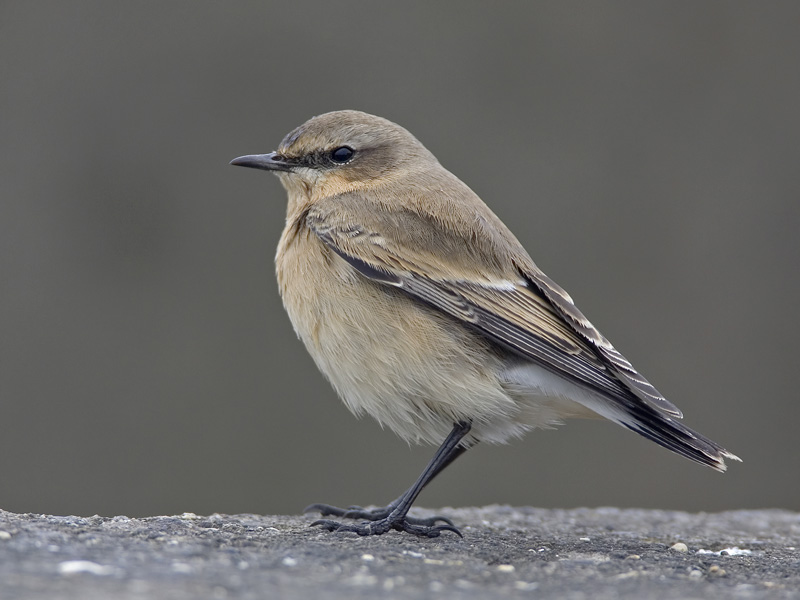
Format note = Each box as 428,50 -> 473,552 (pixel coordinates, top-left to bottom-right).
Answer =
309,519 -> 348,532
303,503 -> 336,515
418,515 -> 455,527
429,524 -> 463,538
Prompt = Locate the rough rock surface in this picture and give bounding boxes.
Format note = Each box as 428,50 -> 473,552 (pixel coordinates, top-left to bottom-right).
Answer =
1,506 -> 798,599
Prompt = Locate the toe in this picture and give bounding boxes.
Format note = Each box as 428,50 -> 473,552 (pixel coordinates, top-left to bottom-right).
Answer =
399,521 -> 463,538
309,519 -> 343,531
405,514 -> 455,527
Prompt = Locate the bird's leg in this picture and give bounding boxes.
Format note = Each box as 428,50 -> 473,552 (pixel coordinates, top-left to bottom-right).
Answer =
306,441 -> 469,526
308,421 -> 472,537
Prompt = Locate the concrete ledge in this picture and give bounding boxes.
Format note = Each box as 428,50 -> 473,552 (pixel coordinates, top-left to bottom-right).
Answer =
1,507 -> 798,599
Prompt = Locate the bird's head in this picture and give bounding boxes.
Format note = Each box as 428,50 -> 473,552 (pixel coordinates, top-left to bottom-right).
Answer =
231,110 -> 436,201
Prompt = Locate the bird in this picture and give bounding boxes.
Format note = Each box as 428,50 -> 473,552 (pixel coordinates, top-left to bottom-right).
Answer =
230,110 -> 739,538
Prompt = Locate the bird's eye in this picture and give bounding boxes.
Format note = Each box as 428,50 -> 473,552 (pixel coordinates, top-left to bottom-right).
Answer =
330,146 -> 355,163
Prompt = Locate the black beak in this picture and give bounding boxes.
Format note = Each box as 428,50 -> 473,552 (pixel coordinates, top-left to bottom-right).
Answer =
230,152 -> 295,172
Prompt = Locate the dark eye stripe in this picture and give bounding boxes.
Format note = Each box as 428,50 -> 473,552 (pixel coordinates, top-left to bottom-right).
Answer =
294,146 -> 357,169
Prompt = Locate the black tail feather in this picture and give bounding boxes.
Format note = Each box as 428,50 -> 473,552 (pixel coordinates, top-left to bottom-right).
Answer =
615,400 -> 740,472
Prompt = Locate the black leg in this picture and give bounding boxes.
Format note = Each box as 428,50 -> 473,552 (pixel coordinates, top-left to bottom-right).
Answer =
308,421 -> 472,537
306,440 -> 470,527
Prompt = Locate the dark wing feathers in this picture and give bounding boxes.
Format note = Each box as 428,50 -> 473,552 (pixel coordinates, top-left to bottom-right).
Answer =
442,279 -> 636,400
308,208 -> 670,412
519,264 -> 683,417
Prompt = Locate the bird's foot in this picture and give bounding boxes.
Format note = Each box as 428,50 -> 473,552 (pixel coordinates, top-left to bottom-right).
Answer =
304,502 -> 455,527
310,515 -> 461,538
304,503 -> 460,537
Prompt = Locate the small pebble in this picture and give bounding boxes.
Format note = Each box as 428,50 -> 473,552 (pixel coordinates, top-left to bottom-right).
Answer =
514,581 -> 539,591
496,564 -> 515,573
171,562 -> 193,574
670,542 -> 689,553
383,577 -> 404,590
58,561 -> 116,576
615,571 -> 639,580
361,554 -> 374,562
347,573 -> 377,586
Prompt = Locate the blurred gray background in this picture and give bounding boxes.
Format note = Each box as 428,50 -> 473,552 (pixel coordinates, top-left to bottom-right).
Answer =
1,2 -> 798,519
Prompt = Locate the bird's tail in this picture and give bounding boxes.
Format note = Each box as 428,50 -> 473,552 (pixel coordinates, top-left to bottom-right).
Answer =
585,395 -> 740,472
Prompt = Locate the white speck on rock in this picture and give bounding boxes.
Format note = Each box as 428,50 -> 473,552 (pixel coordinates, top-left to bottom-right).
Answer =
58,561 -> 117,576
514,581 -> 539,591
696,547 -> 752,556
282,557 -> 298,567
615,571 -> 639,580
171,562 -> 193,574
497,564 -> 515,572
347,573 -> 378,586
